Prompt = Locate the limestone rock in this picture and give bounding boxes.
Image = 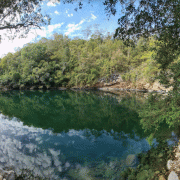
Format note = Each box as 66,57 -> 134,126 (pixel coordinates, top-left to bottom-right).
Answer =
144,83 -> 150,89
167,159 -> 180,172
104,83 -> 112,86
168,171 -> 179,180
3,170 -> 15,180
117,76 -> 123,82
167,160 -> 173,170
176,152 -> 180,158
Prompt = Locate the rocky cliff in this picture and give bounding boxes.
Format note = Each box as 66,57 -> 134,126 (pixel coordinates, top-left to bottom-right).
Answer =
94,74 -> 173,93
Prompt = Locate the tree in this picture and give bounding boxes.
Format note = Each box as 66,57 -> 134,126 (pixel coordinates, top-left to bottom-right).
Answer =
64,0 -> 180,90
0,0 -> 51,39
112,0 -> 180,90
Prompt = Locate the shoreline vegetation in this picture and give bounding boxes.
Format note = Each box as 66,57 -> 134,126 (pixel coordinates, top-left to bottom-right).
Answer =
0,74 -> 173,93
0,32 -> 177,93
0,80 -> 173,95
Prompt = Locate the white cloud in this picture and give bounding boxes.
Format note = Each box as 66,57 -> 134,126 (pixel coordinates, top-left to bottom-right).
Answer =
87,13 -> 97,22
91,13 -> 97,20
0,29 -> 41,58
79,19 -> 85,25
54,10 -> 60,15
47,2 -> 56,6
71,33 -> 83,38
67,13 -> 73,17
65,19 -> 85,36
0,23 -> 64,58
47,23 -> 64,33
67,24 -> 74,28
65,9 -> 69,13
47,0 -> 60,7
65,25 -> 81,36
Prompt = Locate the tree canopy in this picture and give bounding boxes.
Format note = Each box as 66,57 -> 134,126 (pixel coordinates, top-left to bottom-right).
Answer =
0,0 -> 179,90
0,0 -> 51,39
64,0 -> 180,91
112,0 -> 180,90
0,31 -> 160,89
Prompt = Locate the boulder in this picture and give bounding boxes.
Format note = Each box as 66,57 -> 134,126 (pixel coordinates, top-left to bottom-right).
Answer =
167,160 -> 173,170
167,159 -> 180,172
168,171 -> 179,180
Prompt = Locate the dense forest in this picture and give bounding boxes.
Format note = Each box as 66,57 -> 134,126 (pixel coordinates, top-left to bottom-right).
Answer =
0,32 -> 168,90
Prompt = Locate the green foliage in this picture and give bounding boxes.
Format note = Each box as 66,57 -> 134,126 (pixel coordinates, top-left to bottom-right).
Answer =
0,0 -> 51,39
122,37 -> 161,83
139,92 -> 180,132
0,90 -> 145,136
146,133 -> 155,147
119,139 -> 175,180
112,0 -> 180,91
0,32 -> 163,89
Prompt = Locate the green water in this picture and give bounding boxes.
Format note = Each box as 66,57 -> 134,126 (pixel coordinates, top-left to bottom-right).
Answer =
0,90 -> 177,179
0,90 -> 145,135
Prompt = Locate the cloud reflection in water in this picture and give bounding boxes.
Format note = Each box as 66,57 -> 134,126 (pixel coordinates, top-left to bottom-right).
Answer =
0,113 -> 150,179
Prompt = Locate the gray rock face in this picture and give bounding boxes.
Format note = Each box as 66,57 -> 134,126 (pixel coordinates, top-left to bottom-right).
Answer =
0,169 -> 15,180
168,171 -> 179,180
98,74 -> 122,84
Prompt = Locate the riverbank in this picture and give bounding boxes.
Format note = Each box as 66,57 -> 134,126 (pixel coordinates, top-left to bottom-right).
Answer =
93,77 -> 173,93
0,77 -> 173,93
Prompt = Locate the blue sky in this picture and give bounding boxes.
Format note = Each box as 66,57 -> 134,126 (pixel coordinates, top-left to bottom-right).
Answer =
0,0 -> 123,58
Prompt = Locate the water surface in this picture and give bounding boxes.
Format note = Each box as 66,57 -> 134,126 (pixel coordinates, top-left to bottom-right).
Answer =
0,90 -> 177,179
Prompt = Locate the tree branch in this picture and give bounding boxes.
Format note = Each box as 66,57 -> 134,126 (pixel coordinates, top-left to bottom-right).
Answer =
0,22 -> 42,30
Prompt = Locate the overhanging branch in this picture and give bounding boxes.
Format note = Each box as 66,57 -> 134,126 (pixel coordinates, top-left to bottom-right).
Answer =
0,22 -> 41,30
